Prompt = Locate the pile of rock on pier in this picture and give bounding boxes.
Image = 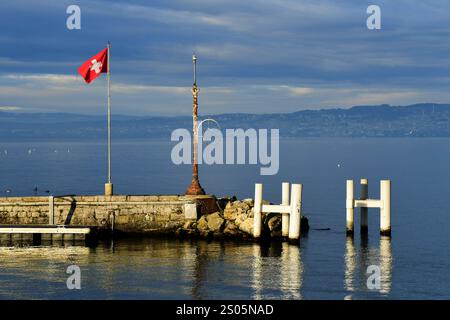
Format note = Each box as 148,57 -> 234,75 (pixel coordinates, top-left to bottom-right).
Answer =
177,197 -> 309,242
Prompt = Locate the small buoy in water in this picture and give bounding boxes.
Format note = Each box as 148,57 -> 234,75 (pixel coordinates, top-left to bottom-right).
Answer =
28,149 -> 32,154
337,163 -> 341,168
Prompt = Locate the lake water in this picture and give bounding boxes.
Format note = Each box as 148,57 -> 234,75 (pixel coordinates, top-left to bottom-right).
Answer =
0,138 -> 449,299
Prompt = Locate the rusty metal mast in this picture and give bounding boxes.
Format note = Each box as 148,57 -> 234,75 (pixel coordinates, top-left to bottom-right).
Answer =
185,54 -> 205,195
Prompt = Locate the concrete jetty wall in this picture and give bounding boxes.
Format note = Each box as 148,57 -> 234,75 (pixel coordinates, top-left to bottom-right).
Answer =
0,195 -> 218,235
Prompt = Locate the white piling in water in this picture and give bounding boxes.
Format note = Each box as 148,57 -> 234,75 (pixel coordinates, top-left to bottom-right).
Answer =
253,183 -> 263,239
346,179 -> 391,236
360,179 -> 368,234
281,182 -> 290,237
346,180 -> 354,235
380,180 -> 391,236
288,184 -> 302,241
252,182 -> 303,241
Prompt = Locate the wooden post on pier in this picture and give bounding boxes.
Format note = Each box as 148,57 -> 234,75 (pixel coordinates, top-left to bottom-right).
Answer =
253,183 -> 263,239
281,182 -> 290,237
360,179 -> 368,234
346,180 -> 354,235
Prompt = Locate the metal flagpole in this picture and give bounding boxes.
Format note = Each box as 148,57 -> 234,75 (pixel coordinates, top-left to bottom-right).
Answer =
105,41 -> 113,196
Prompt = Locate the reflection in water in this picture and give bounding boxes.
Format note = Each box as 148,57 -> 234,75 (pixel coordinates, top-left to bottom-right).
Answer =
183,240 -> 304,300
344,236 -> 357,294
191,240 -> 221,299
344,235 -> 393,298
252,242 -> 303,300
0,244 -> 91,299
379,237 -> 393,294
280,243 -> 303,299
0,236 -> 386,299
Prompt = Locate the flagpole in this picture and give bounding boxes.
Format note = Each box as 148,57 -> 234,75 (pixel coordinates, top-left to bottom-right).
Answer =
105,41 -> 113,196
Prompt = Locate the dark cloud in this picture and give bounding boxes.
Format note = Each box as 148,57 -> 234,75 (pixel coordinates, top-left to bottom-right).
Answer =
1,0 -> 450,115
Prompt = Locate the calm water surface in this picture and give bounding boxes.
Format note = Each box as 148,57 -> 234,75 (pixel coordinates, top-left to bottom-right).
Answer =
0,138 -> 449,299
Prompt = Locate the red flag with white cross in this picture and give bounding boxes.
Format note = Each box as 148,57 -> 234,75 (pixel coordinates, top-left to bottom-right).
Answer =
77,47 -> 108,83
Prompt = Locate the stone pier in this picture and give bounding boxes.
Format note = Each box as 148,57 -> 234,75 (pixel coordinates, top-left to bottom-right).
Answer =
0,194 -> 309,241
0,195 -> 218,235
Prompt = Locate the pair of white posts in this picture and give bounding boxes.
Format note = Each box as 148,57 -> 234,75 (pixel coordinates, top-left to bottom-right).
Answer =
253,182 -> 302,241
346,179 -> 391,236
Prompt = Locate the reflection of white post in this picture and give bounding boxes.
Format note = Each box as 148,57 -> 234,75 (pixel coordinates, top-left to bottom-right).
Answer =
253,183 -> 263,239
380,180 -> 391,236
344,236 -> 356,295
288,184 -> 302,241
360,179 -> 368,234
346,180 -> 354,235
281,182 -> 290,238
379,236 -> 392,294
281,243 -> 303,299
252,244 -> 263,299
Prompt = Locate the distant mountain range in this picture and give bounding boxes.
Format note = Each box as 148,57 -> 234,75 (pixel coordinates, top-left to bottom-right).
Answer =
1,103 -> 450,140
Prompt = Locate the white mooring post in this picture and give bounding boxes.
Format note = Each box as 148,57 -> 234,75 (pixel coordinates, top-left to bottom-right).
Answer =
346,180 -> 354,235
281,182 -> 290,237
288,184 -> 302,241
380,180 -> 391,236
48,196 -> 54,225
346,179 -> 391,236
253,183 -> 263,239
360,179 -> 368,234
252,182 -> 303,241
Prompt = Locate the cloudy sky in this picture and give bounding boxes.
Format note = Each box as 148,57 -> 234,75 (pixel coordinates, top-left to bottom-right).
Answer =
1,0 -> 450,115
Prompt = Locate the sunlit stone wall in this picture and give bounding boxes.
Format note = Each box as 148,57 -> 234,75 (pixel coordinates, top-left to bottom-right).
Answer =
0,195 -> 217,234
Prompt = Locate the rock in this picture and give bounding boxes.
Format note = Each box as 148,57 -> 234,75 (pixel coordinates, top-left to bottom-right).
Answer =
267,215 -> 281,232
183,220 -> 196,230
197,215 -> 208,233
206,212 -> 224,232
194,199 -> 310,240
223,221 -> 238,236
301,216 -> 310,233
239,217 -> 253,235
223,199 -> 253,222
240,202 -> 250,212
234,216 -> 243,227
234,210 -> 248,227
223,206 -> 238,221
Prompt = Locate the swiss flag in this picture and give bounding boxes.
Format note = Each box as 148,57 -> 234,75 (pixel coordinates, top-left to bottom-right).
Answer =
77,48 -> 108,83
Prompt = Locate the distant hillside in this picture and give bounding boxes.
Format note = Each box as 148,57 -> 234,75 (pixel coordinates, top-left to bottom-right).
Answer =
1,103 -> 450,140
